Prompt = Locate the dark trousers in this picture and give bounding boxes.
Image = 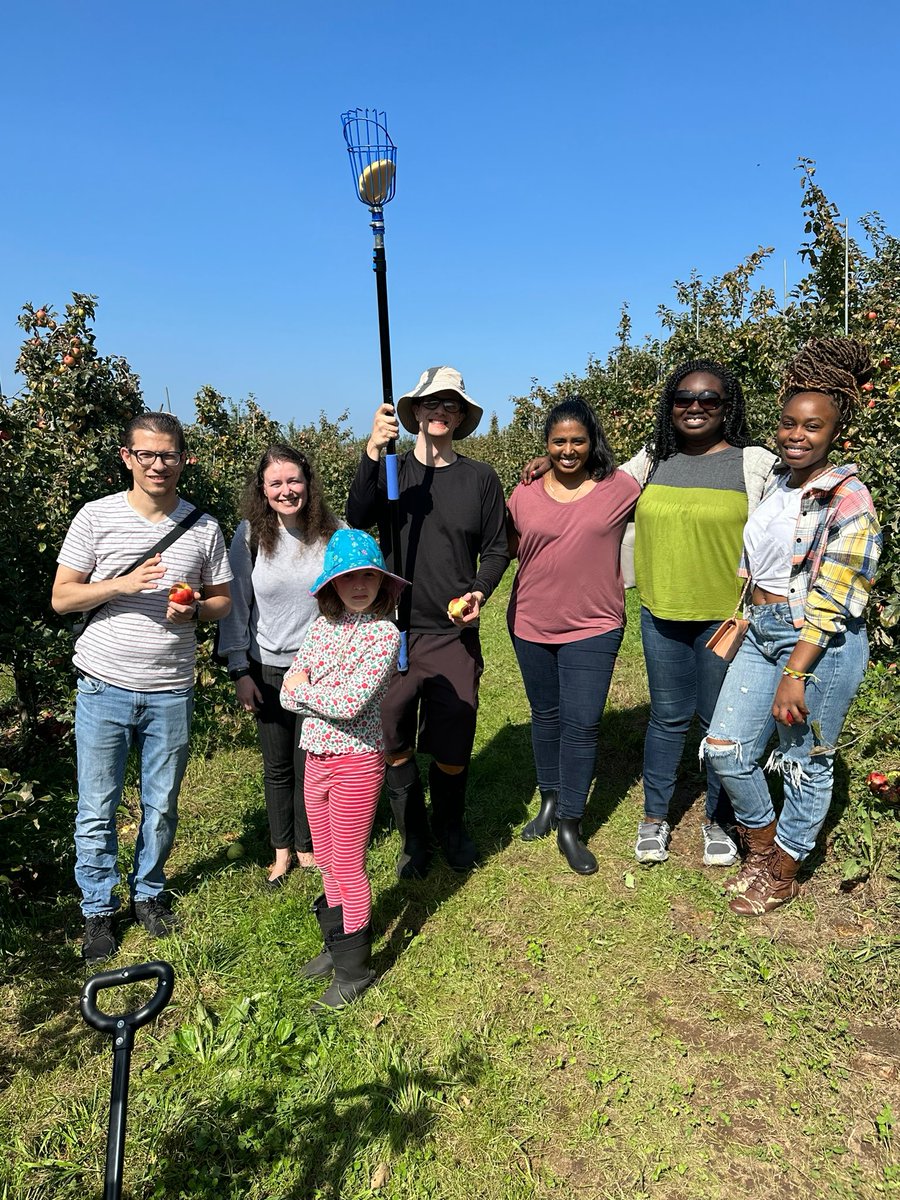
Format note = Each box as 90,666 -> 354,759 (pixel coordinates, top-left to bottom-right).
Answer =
251,659 -> 312,853
512,629 -> 623,820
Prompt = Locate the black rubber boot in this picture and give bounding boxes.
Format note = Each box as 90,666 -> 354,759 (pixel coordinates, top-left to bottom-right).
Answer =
311,925 -> 375,1011
301,894 -> 343,979
557,817 -> 598,875
521,789 -> 559,842
430,763 -> 480,872
386,761 -> 432,880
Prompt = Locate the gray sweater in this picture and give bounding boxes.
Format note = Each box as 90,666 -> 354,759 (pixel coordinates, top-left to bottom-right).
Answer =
216,520 -> 330,671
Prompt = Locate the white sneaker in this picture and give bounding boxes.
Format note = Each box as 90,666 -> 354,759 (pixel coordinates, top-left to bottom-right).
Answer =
702,822 -> 739,867
635,819 -> 671,863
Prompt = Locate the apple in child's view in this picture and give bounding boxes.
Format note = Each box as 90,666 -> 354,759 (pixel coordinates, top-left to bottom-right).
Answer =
168,582 -> 194,606
447,597 -> 470,619
866,771 -> 891,795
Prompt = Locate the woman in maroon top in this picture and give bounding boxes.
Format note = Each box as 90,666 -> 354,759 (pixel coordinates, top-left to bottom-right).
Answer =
507,397 -> 640,873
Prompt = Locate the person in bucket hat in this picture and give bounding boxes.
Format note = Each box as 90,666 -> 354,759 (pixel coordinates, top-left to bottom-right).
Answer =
347,367 -> 509,879
281,527 -> 408,1009
309,528 -> 407,598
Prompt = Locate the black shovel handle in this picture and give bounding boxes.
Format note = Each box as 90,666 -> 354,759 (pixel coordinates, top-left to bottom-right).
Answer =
80,960 -> 174,1200
80,959 -> 174,1033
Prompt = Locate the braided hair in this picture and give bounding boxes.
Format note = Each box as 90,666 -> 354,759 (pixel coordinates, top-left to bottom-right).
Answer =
647,359 -> 751,475
780,337 -> 872,427
544,395 -> 617,481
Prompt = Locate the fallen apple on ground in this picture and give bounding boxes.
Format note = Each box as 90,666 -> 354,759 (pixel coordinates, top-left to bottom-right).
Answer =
168,582 -> 194,606
447,597 -> 470,619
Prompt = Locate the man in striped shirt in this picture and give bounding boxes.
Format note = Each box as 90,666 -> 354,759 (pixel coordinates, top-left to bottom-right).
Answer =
52,413 -> 232,964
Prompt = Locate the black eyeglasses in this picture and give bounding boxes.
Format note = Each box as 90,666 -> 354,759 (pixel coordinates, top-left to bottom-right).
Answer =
671,390 -> 724,412
418,398 -> 465,414
128,449 -> 184,466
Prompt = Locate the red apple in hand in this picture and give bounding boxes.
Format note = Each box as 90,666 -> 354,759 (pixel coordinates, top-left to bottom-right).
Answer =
168,581 -> 194,606
447,597 -> 470,619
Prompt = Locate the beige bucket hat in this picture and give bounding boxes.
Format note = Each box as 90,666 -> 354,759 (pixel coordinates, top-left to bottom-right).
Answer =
396,366 -> 483,440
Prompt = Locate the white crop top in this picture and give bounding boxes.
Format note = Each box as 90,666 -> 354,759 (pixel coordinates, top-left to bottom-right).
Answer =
742,476 -> 804,594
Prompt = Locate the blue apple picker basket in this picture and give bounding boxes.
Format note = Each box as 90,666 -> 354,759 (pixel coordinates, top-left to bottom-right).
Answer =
340,107 -> 407,671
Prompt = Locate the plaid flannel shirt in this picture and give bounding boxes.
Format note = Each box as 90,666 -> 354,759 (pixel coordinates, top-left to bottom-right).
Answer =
740,463 -> 881,649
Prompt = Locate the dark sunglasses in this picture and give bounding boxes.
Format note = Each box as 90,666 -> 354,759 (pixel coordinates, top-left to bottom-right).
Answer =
671,390 -> 724,412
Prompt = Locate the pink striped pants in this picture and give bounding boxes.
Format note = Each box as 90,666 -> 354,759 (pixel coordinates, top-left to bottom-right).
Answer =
303,749 -> 384,933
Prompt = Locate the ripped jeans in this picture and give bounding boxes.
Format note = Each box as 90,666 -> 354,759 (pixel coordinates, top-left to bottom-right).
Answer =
702,603 -> 868,862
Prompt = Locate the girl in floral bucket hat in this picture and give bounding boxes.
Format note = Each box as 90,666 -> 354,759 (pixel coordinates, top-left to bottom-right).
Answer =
281,529 -> 407,1009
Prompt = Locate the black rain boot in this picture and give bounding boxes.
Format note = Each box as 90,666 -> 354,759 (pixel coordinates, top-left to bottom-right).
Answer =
311,925 -> 375,1011
386,761 -> 432,880
557,817 -> 598,875
430,763 -> 480,872
521,789 -> 559,842
301,894 -> 344,979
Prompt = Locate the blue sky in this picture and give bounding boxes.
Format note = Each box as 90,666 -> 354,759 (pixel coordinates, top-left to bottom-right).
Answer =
1,1 -> 897,436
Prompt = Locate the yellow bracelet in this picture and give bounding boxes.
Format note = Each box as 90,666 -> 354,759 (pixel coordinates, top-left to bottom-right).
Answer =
782,667 -> 811,680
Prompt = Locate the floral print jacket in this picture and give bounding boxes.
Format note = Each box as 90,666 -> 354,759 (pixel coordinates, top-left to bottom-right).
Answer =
280,612 -> 400,755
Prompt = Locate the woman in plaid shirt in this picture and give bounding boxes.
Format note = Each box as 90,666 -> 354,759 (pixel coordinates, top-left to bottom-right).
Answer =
703,338 -> 882,915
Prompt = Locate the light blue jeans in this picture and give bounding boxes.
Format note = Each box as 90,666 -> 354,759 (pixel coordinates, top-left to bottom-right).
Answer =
702,603 -> 868,862
74,673 -> 194,915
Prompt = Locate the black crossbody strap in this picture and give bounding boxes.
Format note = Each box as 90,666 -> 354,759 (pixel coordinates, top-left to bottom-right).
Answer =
118,505 -> 203,577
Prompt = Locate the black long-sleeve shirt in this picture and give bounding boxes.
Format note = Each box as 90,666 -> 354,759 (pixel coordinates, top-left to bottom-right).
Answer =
346,451 -> 510,636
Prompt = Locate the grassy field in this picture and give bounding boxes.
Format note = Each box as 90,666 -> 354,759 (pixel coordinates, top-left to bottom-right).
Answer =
1,579 -> 899,1199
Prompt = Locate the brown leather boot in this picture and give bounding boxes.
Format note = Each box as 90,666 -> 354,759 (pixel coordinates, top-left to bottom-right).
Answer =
729,844 -> 800,916
724,820 -> 778,895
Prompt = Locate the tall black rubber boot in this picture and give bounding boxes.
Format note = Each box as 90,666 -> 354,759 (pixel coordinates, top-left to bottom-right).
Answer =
301,894 -> 343,979
557,817 -> 598,875
311,925 -> 375,1011
521,788 -> 559,842
429,762 -> 480,872
386,761 -> 432,880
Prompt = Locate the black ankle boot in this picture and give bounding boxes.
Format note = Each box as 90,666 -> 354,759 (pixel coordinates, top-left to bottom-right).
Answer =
557,818 -> 597,875
521,789 -> 559,841
301,894 -> 343,979
386,762 -> 432,880
311,925 -> 375,1011
429,763 -> 479,872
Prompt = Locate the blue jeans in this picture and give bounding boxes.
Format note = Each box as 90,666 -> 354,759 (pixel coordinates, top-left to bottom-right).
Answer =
702,603 -> 868,862
512,629 -> 623,820
74,673 -> 194,916
640,608 -> 732,825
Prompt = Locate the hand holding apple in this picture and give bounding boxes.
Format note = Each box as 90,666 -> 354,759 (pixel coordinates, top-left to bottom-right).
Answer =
168,581 -> 194,606
166,580 -> 200,623
447,591 -> 484,627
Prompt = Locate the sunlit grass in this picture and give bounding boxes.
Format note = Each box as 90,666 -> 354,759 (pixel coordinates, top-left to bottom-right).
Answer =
1,582 -> 898,1198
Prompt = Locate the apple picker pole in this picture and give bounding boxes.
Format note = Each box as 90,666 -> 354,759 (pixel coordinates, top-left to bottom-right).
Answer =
340,107 -> 407,671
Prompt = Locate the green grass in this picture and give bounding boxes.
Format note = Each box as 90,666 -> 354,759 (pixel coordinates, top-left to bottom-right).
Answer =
2,580 -> 899,1198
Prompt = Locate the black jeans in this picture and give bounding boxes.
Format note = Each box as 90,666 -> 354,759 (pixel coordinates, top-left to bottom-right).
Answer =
512,629 -> 623,820
251,659 -> 312,853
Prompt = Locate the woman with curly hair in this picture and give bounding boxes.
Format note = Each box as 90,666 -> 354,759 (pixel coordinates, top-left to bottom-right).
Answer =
217,444 -> 340,886
624,360 -> 777,868
703,338 -> 881,915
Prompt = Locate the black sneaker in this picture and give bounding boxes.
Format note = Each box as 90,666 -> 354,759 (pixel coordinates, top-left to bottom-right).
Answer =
82,914 -> 118,964
132,896 -> 178,937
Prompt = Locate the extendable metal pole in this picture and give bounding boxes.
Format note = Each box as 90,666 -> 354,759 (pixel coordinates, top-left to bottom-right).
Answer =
370,205 -> 408,671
